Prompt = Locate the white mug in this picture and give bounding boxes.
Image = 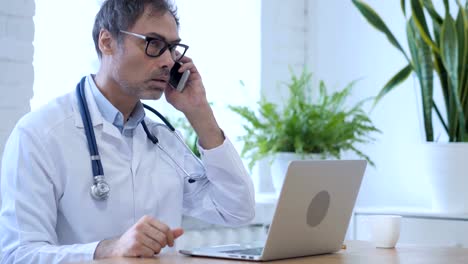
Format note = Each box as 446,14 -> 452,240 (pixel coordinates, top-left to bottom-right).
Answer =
367,215 -> 402,248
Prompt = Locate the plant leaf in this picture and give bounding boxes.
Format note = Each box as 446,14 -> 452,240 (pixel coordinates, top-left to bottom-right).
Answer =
352,0 -> 410,62
440,10 -> 464,141
423,0 -> 443,25
433,48 -> 450,121
432,18 -> 442,48
401,0 -> 406,16
408,18 -> 434,141
443,0 -> 450,11
456,1 -> 468,132
374,64 -> 413,107
433,100 -> 449,135
411,0 -> 440,54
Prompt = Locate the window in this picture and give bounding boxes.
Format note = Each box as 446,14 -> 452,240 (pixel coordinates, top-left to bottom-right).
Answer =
32,0 -> 101,109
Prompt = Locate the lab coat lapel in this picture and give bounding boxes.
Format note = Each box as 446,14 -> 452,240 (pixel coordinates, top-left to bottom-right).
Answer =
102,119 -> 127,146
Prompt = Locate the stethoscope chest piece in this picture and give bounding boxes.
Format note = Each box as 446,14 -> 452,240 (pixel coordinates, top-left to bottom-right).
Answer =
90,175 -> 110,200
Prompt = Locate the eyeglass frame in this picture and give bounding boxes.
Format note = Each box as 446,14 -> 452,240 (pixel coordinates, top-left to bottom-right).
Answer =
119,30 -> 189,60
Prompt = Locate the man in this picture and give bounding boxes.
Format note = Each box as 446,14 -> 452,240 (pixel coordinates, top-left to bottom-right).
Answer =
0,0 -> 255,263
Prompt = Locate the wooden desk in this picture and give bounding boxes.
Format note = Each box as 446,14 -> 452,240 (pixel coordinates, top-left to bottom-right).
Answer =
75,241 -> 468,264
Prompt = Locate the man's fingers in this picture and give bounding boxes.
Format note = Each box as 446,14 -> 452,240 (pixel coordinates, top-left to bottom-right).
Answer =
178,54 -> 193,64
138,216 -> 184,248
179,62 -> 199,75
172,228 -> 184,239
147,219 -> 170,234
140,223 -> 168,248
165,227 -> 175,247
147,218 -> 174,247
123,233 -> 157,258
135,233 -> 162,255
178,62 -> 193,72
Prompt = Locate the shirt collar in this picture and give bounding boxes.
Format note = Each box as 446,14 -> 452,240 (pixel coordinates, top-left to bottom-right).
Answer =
88,75 -> 145,134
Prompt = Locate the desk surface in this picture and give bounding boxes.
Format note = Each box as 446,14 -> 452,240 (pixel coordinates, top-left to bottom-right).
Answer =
76,240 -> 468,264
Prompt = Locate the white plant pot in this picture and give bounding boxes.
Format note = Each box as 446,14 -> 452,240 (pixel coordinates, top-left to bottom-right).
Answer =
270,152 -> 325,195
422,143 -> 468,213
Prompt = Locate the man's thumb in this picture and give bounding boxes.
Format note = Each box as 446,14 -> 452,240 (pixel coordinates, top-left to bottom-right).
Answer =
172,228 -> 184,239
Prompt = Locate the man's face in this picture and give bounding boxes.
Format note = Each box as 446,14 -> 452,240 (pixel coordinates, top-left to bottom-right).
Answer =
111,8 -> 179,100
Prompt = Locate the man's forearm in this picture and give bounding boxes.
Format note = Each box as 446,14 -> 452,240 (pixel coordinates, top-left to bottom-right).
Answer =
185,105 -> 224,149
1,242 -> 100,264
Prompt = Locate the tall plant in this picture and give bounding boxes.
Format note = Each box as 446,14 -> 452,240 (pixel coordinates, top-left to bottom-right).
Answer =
352,0 -> 468,142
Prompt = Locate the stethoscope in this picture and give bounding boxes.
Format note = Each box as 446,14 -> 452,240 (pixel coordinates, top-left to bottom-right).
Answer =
76,77 -> 206,201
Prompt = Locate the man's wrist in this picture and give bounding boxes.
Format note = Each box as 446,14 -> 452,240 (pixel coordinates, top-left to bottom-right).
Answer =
94,238 -> 117,259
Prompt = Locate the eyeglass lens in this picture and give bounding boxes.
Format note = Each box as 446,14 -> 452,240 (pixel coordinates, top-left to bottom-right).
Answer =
146,39 -> 185,60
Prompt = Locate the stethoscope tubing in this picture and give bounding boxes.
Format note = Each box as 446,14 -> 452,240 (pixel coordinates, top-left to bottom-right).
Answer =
141,121 -> 204,183
77,77 -> 104,178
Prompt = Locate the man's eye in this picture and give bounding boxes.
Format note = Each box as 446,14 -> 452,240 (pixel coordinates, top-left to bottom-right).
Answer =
148,39 -> 165,49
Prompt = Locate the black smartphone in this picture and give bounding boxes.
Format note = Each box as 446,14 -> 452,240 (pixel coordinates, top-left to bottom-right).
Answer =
169,62 -> 190,92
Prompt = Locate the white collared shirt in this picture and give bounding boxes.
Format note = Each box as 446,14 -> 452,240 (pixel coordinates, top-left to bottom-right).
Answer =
0,75 -> 255,264
88,74 -> 145,135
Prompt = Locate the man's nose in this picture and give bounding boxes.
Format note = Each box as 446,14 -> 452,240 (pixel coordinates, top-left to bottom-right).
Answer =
159,49 -> 175,69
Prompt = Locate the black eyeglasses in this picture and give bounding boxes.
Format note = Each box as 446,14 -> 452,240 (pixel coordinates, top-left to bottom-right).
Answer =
119,30 -> 189,61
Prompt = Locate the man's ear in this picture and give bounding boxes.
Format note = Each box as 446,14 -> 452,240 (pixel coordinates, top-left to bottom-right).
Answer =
98,29 -> 116,56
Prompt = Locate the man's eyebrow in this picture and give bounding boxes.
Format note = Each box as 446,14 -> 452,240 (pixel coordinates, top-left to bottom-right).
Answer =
146,32 -> 181,43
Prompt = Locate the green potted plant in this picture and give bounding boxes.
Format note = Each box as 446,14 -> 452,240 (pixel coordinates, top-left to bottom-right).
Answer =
229,68 -> 380,193
353,0 -> 468,212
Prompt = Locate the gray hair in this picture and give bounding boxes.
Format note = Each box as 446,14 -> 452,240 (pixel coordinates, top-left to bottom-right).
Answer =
92,0 -> 179,58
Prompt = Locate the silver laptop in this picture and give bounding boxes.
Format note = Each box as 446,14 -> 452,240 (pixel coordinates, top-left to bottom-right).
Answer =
179,160 -> 367,261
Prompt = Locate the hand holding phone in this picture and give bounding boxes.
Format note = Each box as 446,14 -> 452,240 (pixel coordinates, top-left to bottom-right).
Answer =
169,62 -> 190,92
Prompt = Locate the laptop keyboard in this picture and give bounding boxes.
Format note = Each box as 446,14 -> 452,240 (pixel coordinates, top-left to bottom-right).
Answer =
221,247 -> 264,256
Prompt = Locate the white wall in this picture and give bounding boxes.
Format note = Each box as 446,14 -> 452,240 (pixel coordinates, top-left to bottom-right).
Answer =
0,0 -> 35,202
261,0 -> 308,103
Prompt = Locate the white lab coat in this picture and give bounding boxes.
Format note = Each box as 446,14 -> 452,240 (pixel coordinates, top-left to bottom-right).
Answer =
0,76 -> 255,264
